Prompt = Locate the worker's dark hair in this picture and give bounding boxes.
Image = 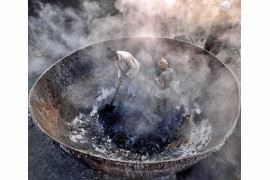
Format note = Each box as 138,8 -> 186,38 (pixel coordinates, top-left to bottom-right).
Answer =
106,47 -> 117,59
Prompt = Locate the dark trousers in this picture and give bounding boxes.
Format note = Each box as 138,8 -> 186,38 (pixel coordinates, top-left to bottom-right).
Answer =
156,98 -> 167,113
204,34 -> 222,56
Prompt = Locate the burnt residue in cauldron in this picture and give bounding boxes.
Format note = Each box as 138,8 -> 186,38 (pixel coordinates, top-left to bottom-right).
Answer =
98,101 -> 188,155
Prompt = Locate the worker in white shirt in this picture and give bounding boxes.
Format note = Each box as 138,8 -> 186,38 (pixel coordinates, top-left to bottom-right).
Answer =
106,47 -> 140,101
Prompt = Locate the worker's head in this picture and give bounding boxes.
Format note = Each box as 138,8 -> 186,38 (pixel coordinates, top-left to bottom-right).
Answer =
106,47 -> 118,61
219,1 -> 230,12
158,58 -> 168,71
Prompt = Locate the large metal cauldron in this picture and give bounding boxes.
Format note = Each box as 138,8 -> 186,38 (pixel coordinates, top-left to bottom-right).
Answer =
29,37 -> 240,179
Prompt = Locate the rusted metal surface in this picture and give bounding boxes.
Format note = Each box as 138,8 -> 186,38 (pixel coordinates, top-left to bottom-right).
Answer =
29,37 -> 240,179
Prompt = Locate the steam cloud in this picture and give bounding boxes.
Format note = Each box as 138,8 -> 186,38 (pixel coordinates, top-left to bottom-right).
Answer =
29,0 -> 241,85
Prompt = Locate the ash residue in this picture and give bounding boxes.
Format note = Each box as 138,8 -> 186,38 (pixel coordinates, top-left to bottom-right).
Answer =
98,105 -> 183,155
64,87 -> 212,162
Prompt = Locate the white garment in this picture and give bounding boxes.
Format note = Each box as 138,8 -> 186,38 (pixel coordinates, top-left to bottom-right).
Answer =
126,76 -> 138,97
154,81 -> 179,99
155,88 -> 171,99
220,1 -> 230,12
115,51 -> 140,79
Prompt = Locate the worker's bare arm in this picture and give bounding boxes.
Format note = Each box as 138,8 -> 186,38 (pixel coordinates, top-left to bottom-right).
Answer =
155,78 -> 165,89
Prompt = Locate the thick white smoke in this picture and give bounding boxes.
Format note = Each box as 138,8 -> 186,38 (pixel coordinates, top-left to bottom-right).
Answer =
29,0 -> 240,82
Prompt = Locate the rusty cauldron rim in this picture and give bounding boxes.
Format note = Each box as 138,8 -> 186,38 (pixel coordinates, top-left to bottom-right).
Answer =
29,37 -> 241,165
